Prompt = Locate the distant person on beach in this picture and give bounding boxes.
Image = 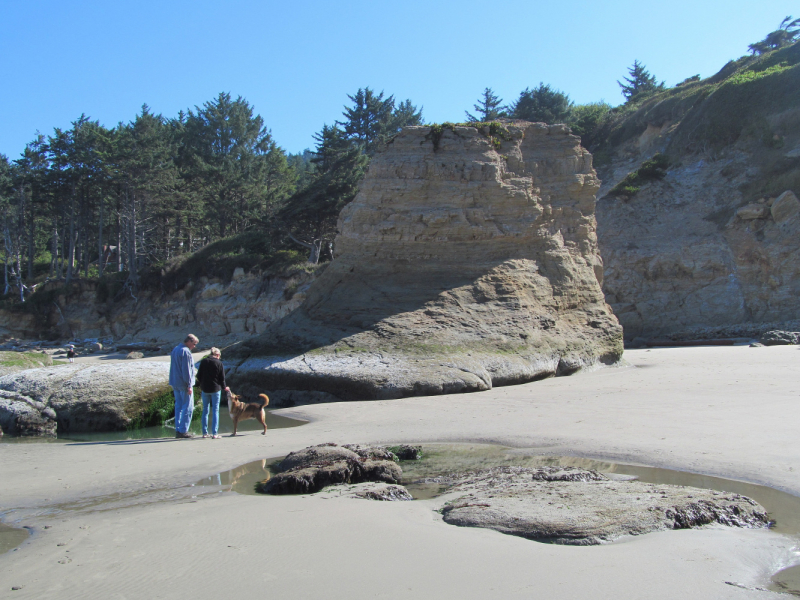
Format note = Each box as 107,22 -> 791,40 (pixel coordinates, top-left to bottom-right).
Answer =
169,334 -> 198,439
67,345 -> 76,363
195,347 -> 230,439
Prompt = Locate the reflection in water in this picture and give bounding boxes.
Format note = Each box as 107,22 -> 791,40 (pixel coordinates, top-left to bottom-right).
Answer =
0,523 -> 29,554
196,459 -> 275,495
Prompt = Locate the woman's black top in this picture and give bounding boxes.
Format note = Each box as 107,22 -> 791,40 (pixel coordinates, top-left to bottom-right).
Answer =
195,356 -> 227,393
67,349 -> 75,358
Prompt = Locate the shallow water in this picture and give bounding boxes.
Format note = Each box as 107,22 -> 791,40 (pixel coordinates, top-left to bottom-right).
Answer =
0,523 -> 29,554
0,409 -> 305,444
197,442 -> 800,595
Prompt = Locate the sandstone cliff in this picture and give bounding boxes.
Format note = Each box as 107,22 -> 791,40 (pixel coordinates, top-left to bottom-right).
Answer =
0,267 -> 316,348
594,43 -> 800,338
230,122 -> 622,403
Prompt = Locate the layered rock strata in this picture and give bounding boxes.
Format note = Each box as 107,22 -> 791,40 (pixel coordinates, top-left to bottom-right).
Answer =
232,123 -> 622,403
0,268 -> 315,346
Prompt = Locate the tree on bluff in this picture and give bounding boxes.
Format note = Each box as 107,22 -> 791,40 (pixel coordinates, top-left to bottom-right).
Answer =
618,60 -> 665,103
337,87 -> 423,155
465,88 -> 506,122
749,16 -> 800,55
282,88 -> 422,264
509,83 -> 573,124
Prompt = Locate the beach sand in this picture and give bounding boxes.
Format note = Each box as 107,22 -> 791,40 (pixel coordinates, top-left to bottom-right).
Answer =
1,345 -> 799,599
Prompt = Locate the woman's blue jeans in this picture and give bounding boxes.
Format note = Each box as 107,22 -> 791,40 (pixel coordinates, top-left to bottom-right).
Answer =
201,390 -> 221,435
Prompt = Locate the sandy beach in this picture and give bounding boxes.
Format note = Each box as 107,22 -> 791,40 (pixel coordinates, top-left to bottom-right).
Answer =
1,345 -> 799,599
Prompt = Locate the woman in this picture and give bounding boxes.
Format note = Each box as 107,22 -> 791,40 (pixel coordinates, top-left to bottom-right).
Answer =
67,345 -> 76,364
195,347 -> 229,439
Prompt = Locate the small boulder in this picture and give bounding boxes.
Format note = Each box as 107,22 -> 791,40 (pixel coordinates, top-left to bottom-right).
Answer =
770,190 -> 800,223
736,203 -> 769,220
126,352 -> 145,359
390,445 -> 423,460
319,482 -> 413,501
259,443 -> 402,495
759,330 -> 800,346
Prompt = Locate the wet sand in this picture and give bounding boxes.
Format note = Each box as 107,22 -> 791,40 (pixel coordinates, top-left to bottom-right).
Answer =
1,345 -> 799,599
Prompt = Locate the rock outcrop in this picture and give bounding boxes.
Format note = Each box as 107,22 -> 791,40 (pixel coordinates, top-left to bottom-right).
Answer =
0,362 -> 171,433
0,268 -> 316,347
259,443 -> 403,495
232,122 -> 622,403
440,466 -> 770,545
0,390 -> 58,436
594,44 -> 800,339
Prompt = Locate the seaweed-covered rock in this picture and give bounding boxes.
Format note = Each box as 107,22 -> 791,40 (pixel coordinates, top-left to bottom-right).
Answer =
390,445 -> 423,461
259,443 -> 402,495
440,466 -> 770,545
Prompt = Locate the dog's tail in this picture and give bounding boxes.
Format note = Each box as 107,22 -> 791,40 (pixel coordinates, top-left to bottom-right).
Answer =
258,393 -> 270,407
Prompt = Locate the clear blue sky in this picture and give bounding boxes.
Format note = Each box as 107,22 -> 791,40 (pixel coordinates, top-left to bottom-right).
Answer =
1,1 -> 796,158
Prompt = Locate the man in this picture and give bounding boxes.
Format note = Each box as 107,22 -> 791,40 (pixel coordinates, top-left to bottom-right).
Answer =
169,334 -> 198,438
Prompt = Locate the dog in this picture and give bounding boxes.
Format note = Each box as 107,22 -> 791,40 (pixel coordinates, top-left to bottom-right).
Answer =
227,390 -> 269,436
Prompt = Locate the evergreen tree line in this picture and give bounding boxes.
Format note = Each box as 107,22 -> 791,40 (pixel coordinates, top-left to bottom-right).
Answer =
0,89 -> 422,301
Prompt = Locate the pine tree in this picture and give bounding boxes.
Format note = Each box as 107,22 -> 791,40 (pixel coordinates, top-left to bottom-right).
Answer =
338,88 -> 422,154
465,88 -> 505,122
510,83 -> 573,124
618,61 -> 665,103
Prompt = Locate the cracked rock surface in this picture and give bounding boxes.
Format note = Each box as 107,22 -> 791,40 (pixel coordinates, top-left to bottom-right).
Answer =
440,466 -> 770,545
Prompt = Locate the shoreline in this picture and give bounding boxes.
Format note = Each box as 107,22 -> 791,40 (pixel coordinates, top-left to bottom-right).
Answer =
1,345 -> 799,598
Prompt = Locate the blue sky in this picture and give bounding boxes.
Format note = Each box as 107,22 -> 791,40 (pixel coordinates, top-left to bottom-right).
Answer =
1,1 -> 796,158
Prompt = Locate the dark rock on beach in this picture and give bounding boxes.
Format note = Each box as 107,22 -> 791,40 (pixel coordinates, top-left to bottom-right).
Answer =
758,330 -> 800,346
258,443 -> 402,495
440,466 -> 770,545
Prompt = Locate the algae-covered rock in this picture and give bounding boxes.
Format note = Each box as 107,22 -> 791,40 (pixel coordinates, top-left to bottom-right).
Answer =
0,362 -> 172,434
259,443 -> 402,495
232,123 -> 622,403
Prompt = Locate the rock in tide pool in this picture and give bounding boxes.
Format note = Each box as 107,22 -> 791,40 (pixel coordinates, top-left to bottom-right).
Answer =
318,482 -> 413,501
231,122 -> 622,403
0,362 -> 171,434
258,443 -> 402,495
440,466 -> 770,545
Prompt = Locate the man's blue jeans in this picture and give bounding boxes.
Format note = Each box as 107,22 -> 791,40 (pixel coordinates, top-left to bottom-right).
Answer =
173,388 -> 194,434
201,391 -> 221,436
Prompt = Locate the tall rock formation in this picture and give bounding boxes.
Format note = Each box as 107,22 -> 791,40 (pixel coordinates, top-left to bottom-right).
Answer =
230,122 -> 622,403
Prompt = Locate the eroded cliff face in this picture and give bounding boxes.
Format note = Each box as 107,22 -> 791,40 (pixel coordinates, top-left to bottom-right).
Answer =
596,115 -> 800,339
0,269 -> 316,347
231,122 -> 622,403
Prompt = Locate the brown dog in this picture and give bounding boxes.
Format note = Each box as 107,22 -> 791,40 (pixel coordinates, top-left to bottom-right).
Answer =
227,391 -> 269,436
